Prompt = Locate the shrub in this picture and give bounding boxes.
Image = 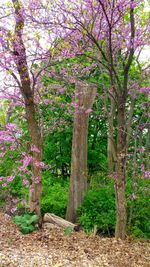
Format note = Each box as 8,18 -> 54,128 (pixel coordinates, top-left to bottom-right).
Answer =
127,178 -> 150,239
78,185 -> 116,236
13,213 -> 38,234
41,173 -> 69,217
79,174 -> 150,239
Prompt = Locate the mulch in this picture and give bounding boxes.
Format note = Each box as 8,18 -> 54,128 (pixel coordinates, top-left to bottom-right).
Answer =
0,213 -> 150,267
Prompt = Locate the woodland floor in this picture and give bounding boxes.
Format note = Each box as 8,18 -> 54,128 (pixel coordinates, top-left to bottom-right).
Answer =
0,213 -> 150,267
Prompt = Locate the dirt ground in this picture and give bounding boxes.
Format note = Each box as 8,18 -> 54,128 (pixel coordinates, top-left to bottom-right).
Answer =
0,212 -> 150,267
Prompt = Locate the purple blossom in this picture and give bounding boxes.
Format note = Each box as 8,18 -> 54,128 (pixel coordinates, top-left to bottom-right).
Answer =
23,179 -> 29,186
0,153 -> 5,157
12,198 -> 18,204
30,185 -> 34,193
23,155 -> 32,167
144,171 -> 150,179
34,161 -> 45,168
0,135 -> 15,142
42,99 -> 51,105
19,166 -> 27,172
5,123 -> 17,132
32,176 -> 40,184
31,145 -> 40,153
7,176 -> 15,182
10,145 -> 16,151
2,183 -> 7,187
140,87 -> 150,96
85,108 -> 93,114
11,207 -> 17,214
141,164 -> 145,171
71,102 -> 79,108
59,87 -> 65,93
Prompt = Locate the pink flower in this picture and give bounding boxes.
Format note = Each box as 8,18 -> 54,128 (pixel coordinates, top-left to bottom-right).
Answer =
140,87 -> 150,95
32,176 -> 40,184
42,99 -> 51,105
141,164 -> 145,171
31,145 -> 40,153
11,207 -> 17,214
10,145 -> 16,151
12,198 -> 18,204
6,123 -> 17,131
30,185 -> 34,193
34,161 -> 45,168
59,87 -> 65,93
19,166 -> 26,172
23,155 -> 32,167
85,108 -> 92,114
144,171 -> 150,178
2,183 -> 7,187
71,102 -> 78,108
0,135 -> 15,142
7,176 -> 15,182
0,153 -> 5,157
23,179 -> 29,185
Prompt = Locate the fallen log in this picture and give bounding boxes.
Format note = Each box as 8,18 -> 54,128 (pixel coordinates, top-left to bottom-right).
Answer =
43,213 -> 76,229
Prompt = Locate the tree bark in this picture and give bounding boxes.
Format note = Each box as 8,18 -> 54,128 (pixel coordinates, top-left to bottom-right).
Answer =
126,99 -> 135,148
26,102 -> 42,217
115,96 -> 127,239
107,98 -> 117,173
145,117 -> 150,169
66,82 -> 97,222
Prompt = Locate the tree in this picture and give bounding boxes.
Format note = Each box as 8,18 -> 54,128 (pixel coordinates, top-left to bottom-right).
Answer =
48,0 -> 149,239
0,0 -> 54,219
12,0 -> 43,218
66,81 -> 97,222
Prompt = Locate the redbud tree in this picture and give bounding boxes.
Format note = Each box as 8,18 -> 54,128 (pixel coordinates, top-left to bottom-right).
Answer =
35,0 -> 149,239
0,0 -> 60,219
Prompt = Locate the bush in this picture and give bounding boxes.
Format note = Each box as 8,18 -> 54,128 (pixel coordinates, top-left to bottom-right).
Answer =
78,184 -> 116,236
79,173 -> 150,239
41,172 -> 69,217
13,213 -> 38,234
127,178 -> 150,239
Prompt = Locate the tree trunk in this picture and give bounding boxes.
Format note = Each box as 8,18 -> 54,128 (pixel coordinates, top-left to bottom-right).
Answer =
115,97 -> 127,240
107,98 -> 116,173
25,102 -> 42,217
12,0 -> 43,218
66,82 -> 97,222
145,118 -> 150,169
126,99 -> 135,148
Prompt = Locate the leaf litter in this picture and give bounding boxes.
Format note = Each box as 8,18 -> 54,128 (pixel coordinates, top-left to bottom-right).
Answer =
0,213 -> 150,267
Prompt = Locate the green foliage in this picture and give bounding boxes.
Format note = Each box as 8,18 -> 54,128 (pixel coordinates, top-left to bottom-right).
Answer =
79,174 -> 150,239
127,178 -> 150,239
78,180 -> 116,236
43,129 -> 72,177
64,226 -> 74,235
13,214 -> 38,234
41,172 -> 69,217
